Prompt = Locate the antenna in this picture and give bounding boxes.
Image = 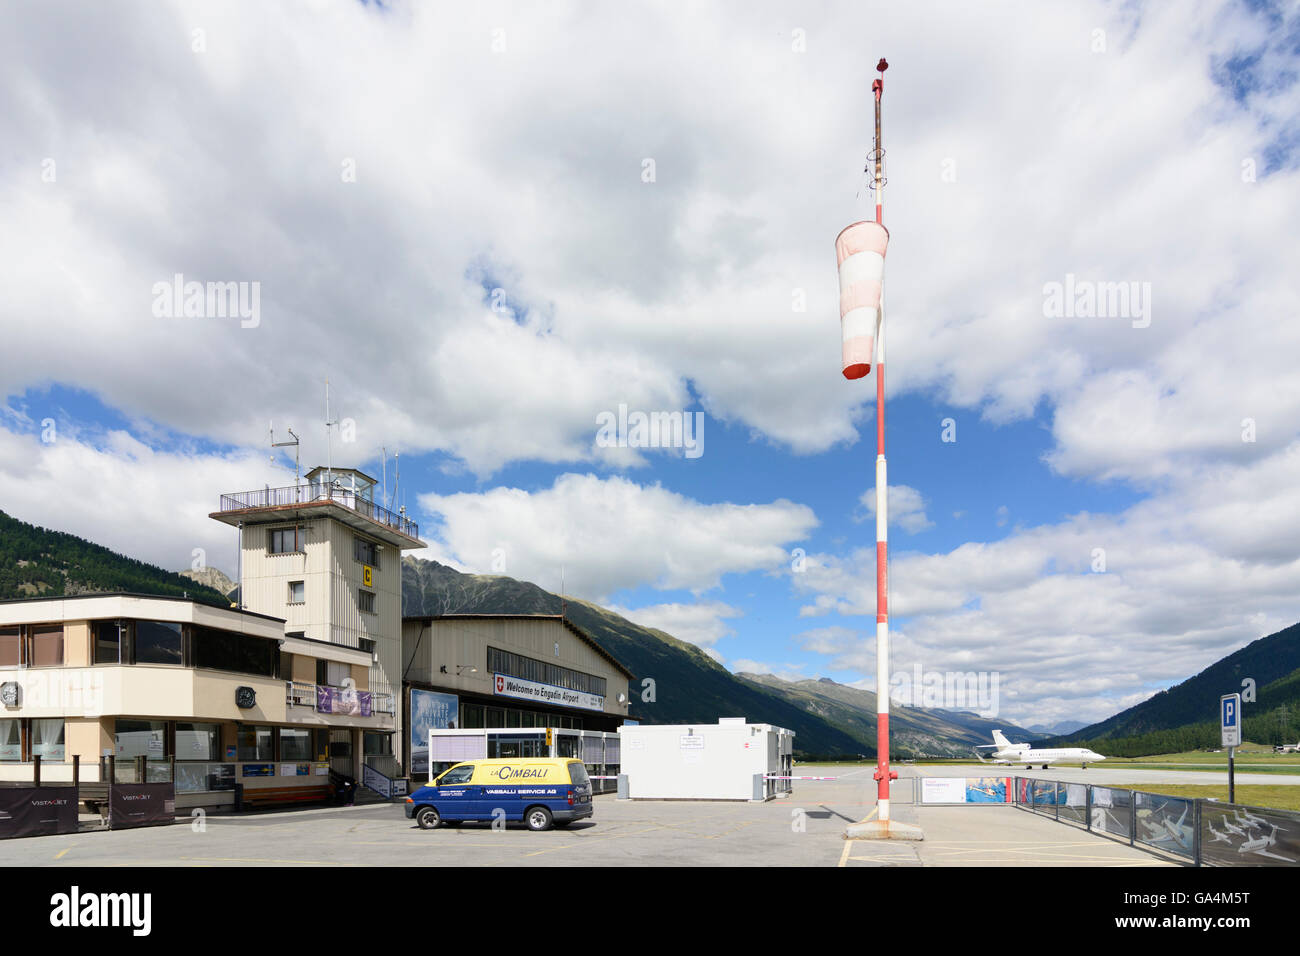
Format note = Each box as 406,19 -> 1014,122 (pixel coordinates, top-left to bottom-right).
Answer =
393,452 -> 402,518
381,446 -> 388,510
325,379 -> 335,485
270,420 -> 301,486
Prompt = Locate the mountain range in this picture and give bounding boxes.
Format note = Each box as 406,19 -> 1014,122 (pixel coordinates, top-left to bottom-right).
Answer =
3,507 -> 1298,758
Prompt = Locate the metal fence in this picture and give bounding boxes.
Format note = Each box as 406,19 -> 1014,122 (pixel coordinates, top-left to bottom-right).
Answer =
1014,775 -> 1300,866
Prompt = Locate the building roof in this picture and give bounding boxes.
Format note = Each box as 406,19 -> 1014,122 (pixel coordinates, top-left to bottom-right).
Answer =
402,613 -> 637,681
0,592 -> 286,639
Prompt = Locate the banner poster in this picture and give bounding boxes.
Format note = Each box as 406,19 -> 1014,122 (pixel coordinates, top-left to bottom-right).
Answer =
409,689 -> 459,776
0,787 -> 78,839
317,685 -> 372,717
921,777 -> 968,804
965,777 -> 1009,803
108,784 -> 176,830
1200,802 -> 1300,866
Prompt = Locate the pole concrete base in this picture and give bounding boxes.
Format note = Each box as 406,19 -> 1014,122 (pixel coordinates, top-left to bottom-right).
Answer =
844,818 -> 924,841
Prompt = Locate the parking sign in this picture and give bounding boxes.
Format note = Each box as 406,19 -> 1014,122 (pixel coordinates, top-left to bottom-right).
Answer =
1220,693 -> 1242,748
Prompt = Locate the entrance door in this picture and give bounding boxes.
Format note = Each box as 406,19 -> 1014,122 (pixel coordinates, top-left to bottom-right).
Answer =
329,729 -> 353,776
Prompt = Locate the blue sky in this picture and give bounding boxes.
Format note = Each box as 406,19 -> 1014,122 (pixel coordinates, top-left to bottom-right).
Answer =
2,0 -> 1299,727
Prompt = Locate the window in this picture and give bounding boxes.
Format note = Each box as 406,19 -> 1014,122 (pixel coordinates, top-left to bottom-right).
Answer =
237,725 -> 274,761
287,580 -> 305,604
115,719 -> 167,760
280,728 -> 312,761
0,719 -> 20,761
31,719 -> 65,760
438,764 -> 474,785
0,627 -> 20,667
353,536 -> 379,568
93,621 -> 125,664
176,722 -> 220,761
191,625 -> 278,678
358,589 -> 375,614
269,526 -> 306,554
26,625 -> 64,667
363,732 -> 392,756
486,646 -> 607,698
134,621 -> 183,665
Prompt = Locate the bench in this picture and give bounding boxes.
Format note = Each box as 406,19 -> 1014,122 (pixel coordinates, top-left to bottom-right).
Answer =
239,784 -> 334,809
79,783 -> 110,815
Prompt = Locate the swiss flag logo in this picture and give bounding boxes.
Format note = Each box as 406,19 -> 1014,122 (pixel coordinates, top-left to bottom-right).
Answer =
496,675 -> 505,693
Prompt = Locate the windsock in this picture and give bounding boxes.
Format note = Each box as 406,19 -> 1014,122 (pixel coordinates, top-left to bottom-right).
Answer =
835,220 -> 889,379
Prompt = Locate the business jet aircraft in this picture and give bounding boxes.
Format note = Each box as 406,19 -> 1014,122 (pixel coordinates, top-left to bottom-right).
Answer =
975,730 -> 1106,769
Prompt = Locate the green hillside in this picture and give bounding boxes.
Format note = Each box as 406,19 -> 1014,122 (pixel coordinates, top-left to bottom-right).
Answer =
1059,622 -> 1300,750
0,510 -> 229,607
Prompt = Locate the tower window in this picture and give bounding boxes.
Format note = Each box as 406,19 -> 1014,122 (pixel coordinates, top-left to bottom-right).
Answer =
269,527 -> 306,554
358,589 -> 376,614
353,536 -> 379,568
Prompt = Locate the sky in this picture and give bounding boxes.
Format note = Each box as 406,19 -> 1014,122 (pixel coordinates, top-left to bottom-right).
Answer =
2,0 -> 1299,729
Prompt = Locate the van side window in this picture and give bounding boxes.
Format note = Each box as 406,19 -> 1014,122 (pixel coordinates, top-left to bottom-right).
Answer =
568,762 -> 590,785
440,766 -> 474,785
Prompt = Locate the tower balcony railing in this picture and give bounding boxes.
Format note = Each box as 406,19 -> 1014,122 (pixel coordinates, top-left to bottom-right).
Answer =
218,482 -> 418,539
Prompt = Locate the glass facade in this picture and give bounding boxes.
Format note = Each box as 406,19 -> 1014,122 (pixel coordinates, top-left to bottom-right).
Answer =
487,646 -> 606,697
30,718 -> 64,760
134,621 -> 183,665
280,727 -> 312,760
237,725 -> 274,761
191,625 -> 278,677
115,718 -> 167,760
176,722 -> 221,761
0,719 -> 20,761
93,621 -> 125,663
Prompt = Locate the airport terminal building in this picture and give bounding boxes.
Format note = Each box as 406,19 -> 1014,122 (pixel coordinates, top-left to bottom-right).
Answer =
0,466 -> 422,808
401,614 -> 634,776
0,465 -> 636,808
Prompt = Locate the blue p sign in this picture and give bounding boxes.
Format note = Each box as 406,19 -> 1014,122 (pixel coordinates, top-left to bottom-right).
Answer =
1220,693 -> 1242,747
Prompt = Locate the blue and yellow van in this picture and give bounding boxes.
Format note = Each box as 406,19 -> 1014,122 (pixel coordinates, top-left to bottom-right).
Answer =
404,758 -> 593,831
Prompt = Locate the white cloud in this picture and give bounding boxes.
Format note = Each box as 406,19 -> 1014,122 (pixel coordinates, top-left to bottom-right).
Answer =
0,420 -> 268,575
608,600 -> 743,653
0,1 -> 1293,483
418,473 -> 818,601
793,444 -> 1300,725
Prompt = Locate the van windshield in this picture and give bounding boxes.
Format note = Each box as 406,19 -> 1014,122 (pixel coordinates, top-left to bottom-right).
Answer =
568,762 -> 590,786
438,765 -> 474,785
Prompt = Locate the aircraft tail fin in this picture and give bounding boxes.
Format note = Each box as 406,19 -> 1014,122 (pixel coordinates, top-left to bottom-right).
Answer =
992,730 -> 1012,749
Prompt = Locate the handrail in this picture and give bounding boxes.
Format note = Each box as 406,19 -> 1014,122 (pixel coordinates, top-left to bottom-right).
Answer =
218,483 -> 418,539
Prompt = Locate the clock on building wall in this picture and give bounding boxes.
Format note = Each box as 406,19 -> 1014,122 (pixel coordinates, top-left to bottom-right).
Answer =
0,682 -> 19,708
235,686 -> 257,709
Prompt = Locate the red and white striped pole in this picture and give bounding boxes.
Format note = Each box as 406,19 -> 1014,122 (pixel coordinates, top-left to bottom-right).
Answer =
869,58 -> 897,825
835,58 -> 898,827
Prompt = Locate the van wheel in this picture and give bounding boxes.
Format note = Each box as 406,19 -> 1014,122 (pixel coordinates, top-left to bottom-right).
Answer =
416,807 -> 441,830
525,807 -> 553,832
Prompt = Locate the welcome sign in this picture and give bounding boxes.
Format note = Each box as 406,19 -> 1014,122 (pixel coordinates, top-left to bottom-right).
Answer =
493,673 -> 604,712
